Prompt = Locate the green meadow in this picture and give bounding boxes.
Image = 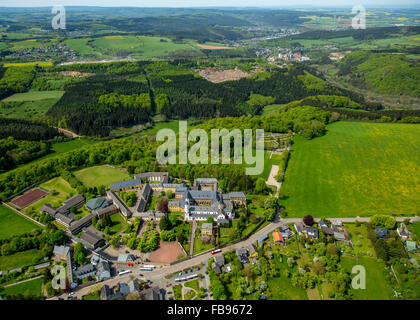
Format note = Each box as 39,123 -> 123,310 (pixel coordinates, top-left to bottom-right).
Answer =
74,165 -> 131,188
0,248 -> 40,270
0,90 -> 64,120
0,205 -> 41,239
0,277 -> 43,297
280,122 -> 420,218
341,256 -> 394,300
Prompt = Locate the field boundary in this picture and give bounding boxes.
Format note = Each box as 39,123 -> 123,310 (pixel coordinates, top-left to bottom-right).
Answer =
1,202 -> 45,228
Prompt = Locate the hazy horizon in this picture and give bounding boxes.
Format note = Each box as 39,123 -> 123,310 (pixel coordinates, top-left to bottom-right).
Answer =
0,0 -> 419,8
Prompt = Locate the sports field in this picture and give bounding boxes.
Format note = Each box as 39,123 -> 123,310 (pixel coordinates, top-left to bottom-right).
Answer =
0,205 -> 41,239
280,122 -> 420,218
74,165 -> 131,189
22,177 -> 77,215
10,188 -> 48,209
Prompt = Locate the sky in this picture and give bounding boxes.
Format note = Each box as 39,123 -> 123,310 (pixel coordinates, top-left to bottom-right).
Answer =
0,0 -> 419,8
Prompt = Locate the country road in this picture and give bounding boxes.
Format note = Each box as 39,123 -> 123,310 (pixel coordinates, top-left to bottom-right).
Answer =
48,215 -> 419,300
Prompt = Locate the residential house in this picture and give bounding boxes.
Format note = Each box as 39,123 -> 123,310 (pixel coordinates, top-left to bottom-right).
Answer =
305,227 -> 319,239
321,226 -> 335,237
397,224 -> 410,241
140,287 -> 162,300
279,225 -> 293,239
273,231 -> 284,244
236,248 -> 249,264
257,234 -> 268,247
212,262 -> 222,275
294,222 -> 305,235
247,243 -> 258,258
319,220 -> 328,229
214,255 -> 225,268
375,228 -> 388,240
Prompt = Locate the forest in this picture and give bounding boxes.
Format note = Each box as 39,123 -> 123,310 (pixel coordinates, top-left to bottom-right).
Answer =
0,117 -> 61,141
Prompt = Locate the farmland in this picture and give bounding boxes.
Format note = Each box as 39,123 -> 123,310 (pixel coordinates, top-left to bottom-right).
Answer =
0,205 -> 41,239
74,165 -> 131,189
281,122 -> 420,218
0,90 -> 65,120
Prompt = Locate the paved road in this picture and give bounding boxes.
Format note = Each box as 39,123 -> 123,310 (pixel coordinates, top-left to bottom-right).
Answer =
50,215 -> 419,300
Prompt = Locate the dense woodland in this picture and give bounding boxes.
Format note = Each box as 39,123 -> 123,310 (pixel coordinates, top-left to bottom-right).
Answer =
0,118 -> 61,141
0,137 -> 50,171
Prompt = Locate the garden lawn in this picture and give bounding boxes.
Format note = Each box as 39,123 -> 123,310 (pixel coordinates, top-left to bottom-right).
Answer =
2,90 -> 64,102
0,248 -> 40,270
412,222 -> 420,240
74,165 -> 131,189
340,256 -> 394,300
0,277 -> 43,297
173,284 -> 182,300
193,236 -> 214,255
280,122 -> 420,217
0,205 -> 41,239
109,213 -> 128,235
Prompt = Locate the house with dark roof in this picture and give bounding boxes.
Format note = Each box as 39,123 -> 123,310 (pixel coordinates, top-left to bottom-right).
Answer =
74,264 -> 96,280
55,213 -> 74,228
194,178 -> 218,191
53,245 -> 70,261
69,213 -> 94,234
140,287 -> 162,300
279,225 -> 294,239
59,194 -> 85,214
212,262 -> 222,275
305,227 -> 319,239
321,226 -> 335,236
375,228 -> 388,240
236,248 -> 249,264
319,220 -> 329,229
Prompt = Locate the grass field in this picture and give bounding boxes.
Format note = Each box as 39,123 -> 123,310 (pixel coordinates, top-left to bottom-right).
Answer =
1,91 -> 64,102
74,165 -> 131,189
412,222 -> 420,240
0,205 -> 41,239
341,256 -> 394,300
0,277 -> 43,298
0,90 -> 64,119
0,248 -> 40,270
22,177 -> 76,215
280,122 -> 420,218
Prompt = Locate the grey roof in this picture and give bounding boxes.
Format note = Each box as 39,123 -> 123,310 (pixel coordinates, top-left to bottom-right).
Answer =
140,183 -> 151,200
319,220 -> 328,228
214,255 -> 225,266
194,178 -> 218,184
96,261 -> 111,279
135,198 -> 147,213
119,283 -> 130,295
334,232 -> 346,240
53,245 -> 70,257
375,228 -> 388,239
321,226 -> 335,235
294,222 -> 304,233
55,213 -> 74,226
79,230 -> 103,247
107,191 -> 131,217
69,213 -> 94,234
236,248 -> 248,256
86,197 -> 112,211
140,287 -> 160,300
74,264 -> 96,278
226,192 -> 246,199
117,254 -> 135,262
201,223 -> 213,230
305,227 -> 319,238
135,172 -> 169,183
110,179 -> 142,190
40,204 -> 57,216
95,204 -> 118,216
61,194 -> 85,211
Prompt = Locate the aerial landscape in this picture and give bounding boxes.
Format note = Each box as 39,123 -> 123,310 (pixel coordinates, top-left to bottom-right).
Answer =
0,0 -> 419,305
